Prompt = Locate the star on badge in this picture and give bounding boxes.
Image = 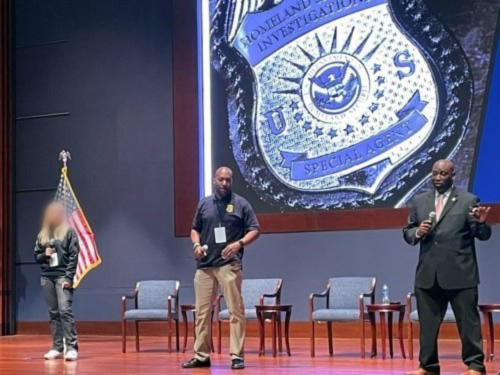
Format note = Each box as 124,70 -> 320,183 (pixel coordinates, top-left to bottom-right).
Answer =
303,121 -> 312,131
369,103 -> 380,113
376,76 -> 386,85
314,127 -> 323,137
294,112 -> 303,122
328,129 -> 337,139
360,115 -> 369,125
345,125 -> 354,135
290,101 -> 299,111
226,204 -> 234,213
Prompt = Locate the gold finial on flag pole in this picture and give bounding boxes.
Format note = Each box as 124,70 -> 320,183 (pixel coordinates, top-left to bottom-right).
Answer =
58,150 -> 72,174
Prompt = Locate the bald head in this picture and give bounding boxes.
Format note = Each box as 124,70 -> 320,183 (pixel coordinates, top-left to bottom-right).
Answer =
433,159 -> 454,172
213,166 -> 233,198
215,166 -> 233,178
431,159 -> 455,193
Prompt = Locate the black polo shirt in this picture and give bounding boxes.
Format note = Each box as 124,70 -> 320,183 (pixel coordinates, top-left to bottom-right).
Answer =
192,192 -> 260,269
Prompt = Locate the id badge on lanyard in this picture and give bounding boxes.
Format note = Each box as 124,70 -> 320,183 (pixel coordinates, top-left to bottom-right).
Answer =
214,226 -> 227,244
215,201 -> 228,244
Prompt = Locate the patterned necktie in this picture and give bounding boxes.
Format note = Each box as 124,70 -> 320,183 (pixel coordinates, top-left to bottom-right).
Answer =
436,194 -> 445,221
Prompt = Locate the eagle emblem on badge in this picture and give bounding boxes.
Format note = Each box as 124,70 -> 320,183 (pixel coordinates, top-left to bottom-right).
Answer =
211,0 -> 473,209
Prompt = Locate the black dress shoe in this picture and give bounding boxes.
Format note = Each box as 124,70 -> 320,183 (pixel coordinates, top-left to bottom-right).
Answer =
231,359 -> 245,370
181,358 -> 211,368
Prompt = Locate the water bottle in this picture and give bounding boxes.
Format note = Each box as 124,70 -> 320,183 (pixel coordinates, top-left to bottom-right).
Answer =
382,284 -> 390,305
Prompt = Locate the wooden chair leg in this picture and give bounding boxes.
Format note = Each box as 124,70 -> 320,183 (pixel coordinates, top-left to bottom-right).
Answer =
182,310 -> 188,353
408,321 -> 414,360
193,311 -> 197,341
135,321 -> 140,352
168,318 -> 172,353
217,321 -> 222,354
360,318 -> 365,358
122,319 -> 127,353
210,310 -> 215,353
175,319 -> 180,352
327,322 -> 333,356
271,313 -> 277,357
310,321 -> 315,357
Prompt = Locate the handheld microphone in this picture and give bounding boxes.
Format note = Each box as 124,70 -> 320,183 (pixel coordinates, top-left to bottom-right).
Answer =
48,238 -> 59,267
418,212 -> 436,239
201,244 -> 208,257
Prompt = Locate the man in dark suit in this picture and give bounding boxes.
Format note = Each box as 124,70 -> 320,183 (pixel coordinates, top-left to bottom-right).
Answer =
403,160 -> 492,375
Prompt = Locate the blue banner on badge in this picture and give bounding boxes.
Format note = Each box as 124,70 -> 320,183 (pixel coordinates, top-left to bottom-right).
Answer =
281,94 -> 428,180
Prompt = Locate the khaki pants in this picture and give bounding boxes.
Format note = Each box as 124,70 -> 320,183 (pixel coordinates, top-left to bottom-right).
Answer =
194,261 -> 245,360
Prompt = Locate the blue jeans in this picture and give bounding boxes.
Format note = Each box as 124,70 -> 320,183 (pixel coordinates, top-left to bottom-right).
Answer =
40,276 -> 78,351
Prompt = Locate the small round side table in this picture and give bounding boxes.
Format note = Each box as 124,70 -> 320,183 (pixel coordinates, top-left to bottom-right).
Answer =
255,304 -> 292,357
367,303 -> 406,359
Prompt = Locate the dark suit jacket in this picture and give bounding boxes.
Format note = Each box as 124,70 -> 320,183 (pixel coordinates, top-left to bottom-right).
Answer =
403,187 -> 491,290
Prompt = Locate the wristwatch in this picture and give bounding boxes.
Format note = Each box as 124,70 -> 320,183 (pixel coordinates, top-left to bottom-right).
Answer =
238,240 -> 245,247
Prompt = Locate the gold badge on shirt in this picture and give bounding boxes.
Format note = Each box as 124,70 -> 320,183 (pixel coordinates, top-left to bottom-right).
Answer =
226,204 -> 234,213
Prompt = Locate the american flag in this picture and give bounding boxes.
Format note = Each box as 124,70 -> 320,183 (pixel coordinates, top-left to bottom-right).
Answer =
55,168 -> 101,288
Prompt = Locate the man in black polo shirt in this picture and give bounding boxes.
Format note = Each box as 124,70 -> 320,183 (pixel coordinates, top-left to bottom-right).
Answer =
182,167 -> 260,370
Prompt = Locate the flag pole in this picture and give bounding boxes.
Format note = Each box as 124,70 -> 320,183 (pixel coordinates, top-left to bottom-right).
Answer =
58,150 -> 71,207
55,150 -> 101,288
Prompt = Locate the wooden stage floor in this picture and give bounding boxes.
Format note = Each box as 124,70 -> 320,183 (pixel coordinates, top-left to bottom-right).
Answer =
0,336 -> 498,375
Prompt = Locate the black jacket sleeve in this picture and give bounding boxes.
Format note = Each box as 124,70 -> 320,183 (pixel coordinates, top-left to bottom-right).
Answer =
467,196 -> 492,241
65,229 -> 80,283
34,239 -> 49,264
403,199 -> 421,246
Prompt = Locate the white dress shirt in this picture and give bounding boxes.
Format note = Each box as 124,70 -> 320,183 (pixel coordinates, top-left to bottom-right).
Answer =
435,187 -> 452,210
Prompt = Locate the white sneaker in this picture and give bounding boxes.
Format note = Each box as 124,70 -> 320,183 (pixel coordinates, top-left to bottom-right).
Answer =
65,350 -> 78,361
44,350 -> 63,360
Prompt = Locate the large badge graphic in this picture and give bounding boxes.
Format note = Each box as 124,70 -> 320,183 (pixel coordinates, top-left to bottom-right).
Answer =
211,0 -> 472,209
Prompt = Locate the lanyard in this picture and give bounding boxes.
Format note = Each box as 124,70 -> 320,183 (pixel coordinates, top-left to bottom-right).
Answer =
215,200 -> 227,227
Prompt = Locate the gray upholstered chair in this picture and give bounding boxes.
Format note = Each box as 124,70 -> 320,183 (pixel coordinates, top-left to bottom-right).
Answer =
406,292 -> 456,359
121,280 -> 180,353
309,277 -> 376,358
216,278 -> 283,354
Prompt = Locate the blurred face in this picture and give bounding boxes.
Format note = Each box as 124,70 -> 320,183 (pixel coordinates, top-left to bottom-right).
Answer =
213,167 -> 233,198
431,160 -> 455,193
45,202 -> 66,228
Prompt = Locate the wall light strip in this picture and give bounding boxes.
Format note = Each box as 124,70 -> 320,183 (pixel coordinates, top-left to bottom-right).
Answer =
196,0 -> 204,197
200,0 -> 213,197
